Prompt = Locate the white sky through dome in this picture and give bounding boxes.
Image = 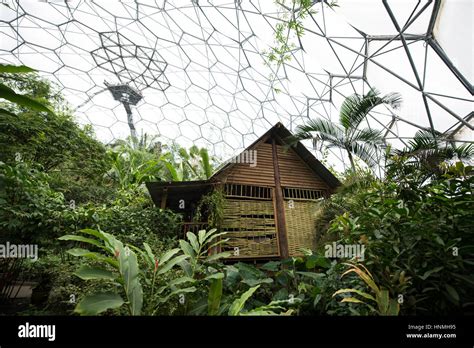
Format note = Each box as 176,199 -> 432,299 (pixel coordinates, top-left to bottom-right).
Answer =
0,0 -> 472,170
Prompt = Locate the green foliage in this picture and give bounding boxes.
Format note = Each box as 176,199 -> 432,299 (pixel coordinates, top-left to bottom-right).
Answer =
289,88 -> 401,172
0,161 -> 65,244
163,144 -> 217,181
207,278 -> 223,315
0,64 -> 53,114
178,228 -> 231,279
0,72 -> 110,204
387,129 -> 474,186
264,0 -> 319,66
62,201 -> 182,249
326,161 -> 474,314
333,263 -> 399,316
194,189 -> 226,227
106,135 -> 167,190
59,228 -> 193,315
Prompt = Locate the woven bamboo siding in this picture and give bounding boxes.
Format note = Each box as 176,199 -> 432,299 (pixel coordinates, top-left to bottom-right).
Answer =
277,145 -> 329,190
220,198 -> 279,258
223,143 -> 275,186
284,200 -> 320,256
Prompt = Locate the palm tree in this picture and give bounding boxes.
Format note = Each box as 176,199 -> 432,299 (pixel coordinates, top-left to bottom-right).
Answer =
290,88 -> 402,172
387,129 -> 474,184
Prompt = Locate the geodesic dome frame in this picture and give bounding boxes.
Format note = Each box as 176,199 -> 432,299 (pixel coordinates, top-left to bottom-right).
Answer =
0,0 -> 472,170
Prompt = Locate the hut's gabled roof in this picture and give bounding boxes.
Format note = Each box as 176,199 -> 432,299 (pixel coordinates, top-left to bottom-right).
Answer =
146,122 -> 341,206
211,122 -> 341,189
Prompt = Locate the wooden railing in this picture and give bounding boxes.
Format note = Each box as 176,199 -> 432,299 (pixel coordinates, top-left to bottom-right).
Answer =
180,222 -> 209,238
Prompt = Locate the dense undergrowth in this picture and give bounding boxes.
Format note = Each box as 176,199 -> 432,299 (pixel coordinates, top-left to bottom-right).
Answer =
1,68 -> 473,316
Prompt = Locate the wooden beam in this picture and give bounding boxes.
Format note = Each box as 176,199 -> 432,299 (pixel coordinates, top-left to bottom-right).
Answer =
160,188 -> 168,209
271,137 -> 289,259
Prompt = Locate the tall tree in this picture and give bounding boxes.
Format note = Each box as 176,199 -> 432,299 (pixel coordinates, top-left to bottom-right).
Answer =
290,88 -> 402,172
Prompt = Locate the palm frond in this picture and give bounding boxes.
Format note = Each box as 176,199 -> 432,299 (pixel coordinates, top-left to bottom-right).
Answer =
350,127 -> 385,146
404,129 -> 443,153
339,88 -> 402,131
349,141 -> 380,167
453,143 -> 474,160
290,118 -> 345,146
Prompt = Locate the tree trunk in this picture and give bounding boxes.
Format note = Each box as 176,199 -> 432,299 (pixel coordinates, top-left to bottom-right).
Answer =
347,150 -> 356,172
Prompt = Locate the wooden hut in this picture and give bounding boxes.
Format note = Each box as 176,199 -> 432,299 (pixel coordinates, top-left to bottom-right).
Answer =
146,122 -> 340,260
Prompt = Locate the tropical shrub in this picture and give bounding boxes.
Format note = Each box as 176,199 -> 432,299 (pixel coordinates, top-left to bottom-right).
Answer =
333,262 -> 399,316
59,228 -> 194,315
0,71 -> 111,205
0,161 -> 65,244
326,161 -> 474,314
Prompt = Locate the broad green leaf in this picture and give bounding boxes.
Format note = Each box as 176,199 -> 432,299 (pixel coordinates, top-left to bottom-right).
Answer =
228,285 -> 260,316
208,278 -> 223,315
207,238 -> 230,251
154,287 -> 197,308
205,251 -> 232,263
115,244 -> 143,316
205,272 -> 225,280
78,229 -> 107,241
305,255 -> 331,269
419,266 -> 444,280
205,231 -> 228,245
186,232 -> 200,254
74,266 -> 116,281
445,284 -> 459,302
242,278 -> 273,286
341,297 -> 365,304
178,260 -> 193,277
296,272 -> 326,282
203,228 -> 218,243
0,64 -> 35,73
198,229 -> 207,245
260,261 -> 281,272
142,242 -> 156,266
66,248 -> 118,268
158,247 -> 180,265
179,240 -> 195,258
156,276 -> 195,295
377,289 -> 389,314
333,288 -> 376,302
127,244 -> 148,264
387,299 -> 400,316
58,235 -> 106,250
157,254 -> 189,275
0,83 -> 53,114
127,255 -> 143,315
74,293 -> 124,315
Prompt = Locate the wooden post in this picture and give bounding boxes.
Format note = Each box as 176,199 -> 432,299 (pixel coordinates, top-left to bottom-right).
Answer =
271,137 -> 289,259
160,187 -> 168,209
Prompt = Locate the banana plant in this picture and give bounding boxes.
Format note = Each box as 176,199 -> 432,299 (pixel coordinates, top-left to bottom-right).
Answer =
333,262 -> 399,316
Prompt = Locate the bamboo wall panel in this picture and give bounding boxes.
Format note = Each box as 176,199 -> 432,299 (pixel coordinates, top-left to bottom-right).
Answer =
277,145 -> 329,190
284,200 -> 320,256
220,198 -> 279,258
223,143 -> 275,186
